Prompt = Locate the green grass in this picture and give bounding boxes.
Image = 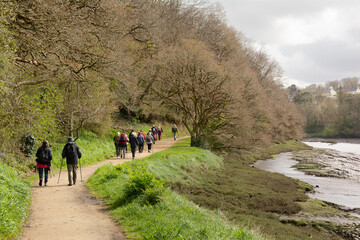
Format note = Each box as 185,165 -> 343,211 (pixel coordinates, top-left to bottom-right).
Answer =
87,139 -> 262,240
0,163 -> 31,239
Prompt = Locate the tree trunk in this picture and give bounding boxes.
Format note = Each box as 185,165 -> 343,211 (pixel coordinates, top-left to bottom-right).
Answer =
190,135 -> 205,147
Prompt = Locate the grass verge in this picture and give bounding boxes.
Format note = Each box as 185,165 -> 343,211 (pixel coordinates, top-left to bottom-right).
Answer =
0,163 -> 31,239
87,138 -> 262,240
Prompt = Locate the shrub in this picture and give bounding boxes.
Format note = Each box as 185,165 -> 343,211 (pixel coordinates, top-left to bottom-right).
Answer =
123,169 -> 165,205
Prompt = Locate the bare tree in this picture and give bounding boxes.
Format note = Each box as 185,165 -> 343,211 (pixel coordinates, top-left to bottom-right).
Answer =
154,39 -> 231,147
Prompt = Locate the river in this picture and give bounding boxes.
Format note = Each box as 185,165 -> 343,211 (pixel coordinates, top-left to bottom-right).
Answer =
254,141 -> 360,210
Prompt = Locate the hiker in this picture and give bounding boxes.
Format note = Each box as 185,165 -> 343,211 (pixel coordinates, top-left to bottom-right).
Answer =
113,132 -> 121,157
36,140 -> 52,186
119,130 -> 128,158
129,130 -> 139,159
157,124 -> 163,140
151,125 -> 157,144
137,130 -> 145,153
146,130 -> 154,152
61,137 -> 82,186
172,124 -> 178,140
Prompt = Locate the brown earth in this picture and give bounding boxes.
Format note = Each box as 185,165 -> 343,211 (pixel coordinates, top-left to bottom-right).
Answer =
19,137 -> 186,240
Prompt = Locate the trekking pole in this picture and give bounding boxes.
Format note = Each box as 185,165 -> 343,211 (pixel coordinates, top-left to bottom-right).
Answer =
79,158 -> 83,182
58,158 -> 64,184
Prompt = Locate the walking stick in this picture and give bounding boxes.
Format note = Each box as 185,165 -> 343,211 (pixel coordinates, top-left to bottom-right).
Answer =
58,158 -> 64,184
79,158 -> 83,182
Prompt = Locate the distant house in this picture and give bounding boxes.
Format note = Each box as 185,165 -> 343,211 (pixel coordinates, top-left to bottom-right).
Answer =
346,87 -> 360,94
323,87 -> 337,98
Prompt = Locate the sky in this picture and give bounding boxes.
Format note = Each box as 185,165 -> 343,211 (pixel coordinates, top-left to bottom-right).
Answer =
210,0 -> 360,88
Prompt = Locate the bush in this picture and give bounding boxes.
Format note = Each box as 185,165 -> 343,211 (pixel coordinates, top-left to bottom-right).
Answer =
123,169 -> 165,205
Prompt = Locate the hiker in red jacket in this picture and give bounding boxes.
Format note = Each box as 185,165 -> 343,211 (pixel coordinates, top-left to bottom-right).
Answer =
119,130 -> 128,158
157,124 -> 163,140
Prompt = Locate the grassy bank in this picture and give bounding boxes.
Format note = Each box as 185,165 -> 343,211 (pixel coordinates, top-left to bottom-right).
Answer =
0,163 -> 31,239
87,139 -> 262,240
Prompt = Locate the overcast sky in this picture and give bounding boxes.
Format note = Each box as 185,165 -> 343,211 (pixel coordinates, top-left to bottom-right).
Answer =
210,0 -> 360,87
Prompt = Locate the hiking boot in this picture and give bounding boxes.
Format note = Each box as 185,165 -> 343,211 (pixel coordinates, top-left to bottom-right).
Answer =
45,181 -> 47,186
73,179 -> 76,185
39,179 -> 42,186
68,183 -> 72,186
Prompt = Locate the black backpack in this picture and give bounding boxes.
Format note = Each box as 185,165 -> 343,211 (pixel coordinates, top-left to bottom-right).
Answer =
115,135 -> 121,144
172,126 -> 177,132
40,147 -> 48,161
66,143 -> 77,158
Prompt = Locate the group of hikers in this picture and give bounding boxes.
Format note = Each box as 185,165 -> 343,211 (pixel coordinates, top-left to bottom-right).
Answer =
34,124 -> 178,187
112,124 -> 178,159
35,137 -> 82,187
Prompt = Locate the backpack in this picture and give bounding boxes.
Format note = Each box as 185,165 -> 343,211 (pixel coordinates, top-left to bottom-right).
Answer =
152,127 -> 157,133
137,134 -> 144,144
40,147 -> 48,161
66,143 -> 77,159
172,126 -> 177,132
115,135 -> 121,144
146,134 -> 152,142
120,133 -> 127,143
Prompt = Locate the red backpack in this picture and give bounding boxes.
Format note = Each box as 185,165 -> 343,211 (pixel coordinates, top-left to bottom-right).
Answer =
119,133 -> 127,143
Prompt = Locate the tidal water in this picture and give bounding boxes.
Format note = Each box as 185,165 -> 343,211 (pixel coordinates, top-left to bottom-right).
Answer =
254,142 -> 360,210
303,141 -> 360,155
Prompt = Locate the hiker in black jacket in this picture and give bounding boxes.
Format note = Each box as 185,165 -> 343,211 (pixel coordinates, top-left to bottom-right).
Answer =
36,140 -> 52,186
113,132 -> 121,157
129,130 -> 139,159
62,137 -> 82,186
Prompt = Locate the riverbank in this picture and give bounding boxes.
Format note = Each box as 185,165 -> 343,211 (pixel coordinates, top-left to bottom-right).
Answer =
259,138 -> 360,240
292,148 -> 360,182
170,140 -> 350,240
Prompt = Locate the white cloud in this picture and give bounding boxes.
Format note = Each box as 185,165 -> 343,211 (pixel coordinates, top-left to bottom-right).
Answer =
272,8 -> 342,45
211,0 -> 360,87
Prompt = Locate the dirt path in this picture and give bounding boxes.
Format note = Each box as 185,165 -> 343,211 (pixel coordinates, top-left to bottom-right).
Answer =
20,137 -> 186,240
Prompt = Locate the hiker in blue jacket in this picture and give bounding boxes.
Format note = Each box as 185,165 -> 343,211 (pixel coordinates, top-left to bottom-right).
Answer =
172,124 -> 178,140
137,130 -> 145,153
